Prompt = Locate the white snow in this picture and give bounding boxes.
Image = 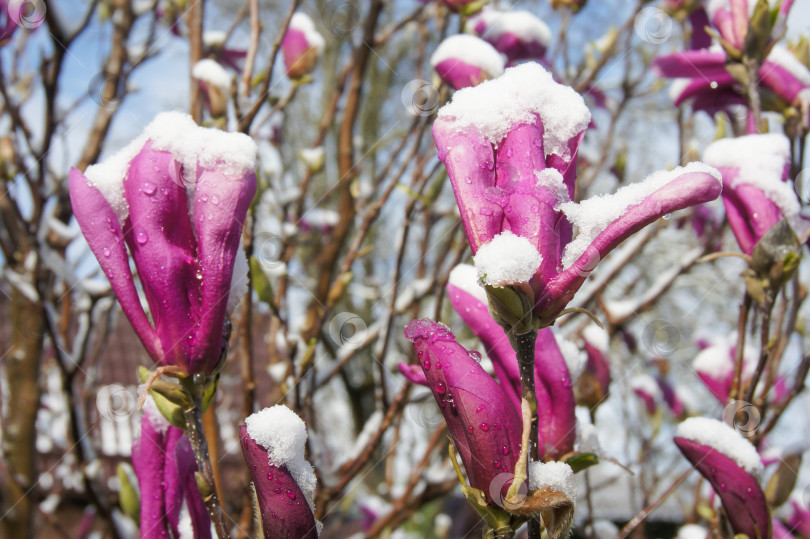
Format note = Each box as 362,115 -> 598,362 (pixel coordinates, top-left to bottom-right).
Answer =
528,460 -> 576,502
437,62 -> 591,160
430,34 -> 505,78
676,417 -> 763,477
244,405 -> 318,511
83,111 -> 257,220
692,344 -> 732,379
534,168 -> 570,204
142,395 -> 170,435
448,263 -> 488,305
469,8 -> 552,49
203,30 -> 227,48
554,331 -> 586,380
559,162 -> 721,268
192,59 -> 232,93
677,524 -> 709,539
582,323 -> 609,353
703,133 -> 802,229
766,45 -> 810,86
289,12 -> 325,53
668,78 -> 691,102
473,231 -> 542,286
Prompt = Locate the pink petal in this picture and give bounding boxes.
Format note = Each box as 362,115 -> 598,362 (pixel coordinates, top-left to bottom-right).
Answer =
433,59 -> 488,90
69,167 -> 162,361
675,437 -> 771,539
652,51 -> 729,79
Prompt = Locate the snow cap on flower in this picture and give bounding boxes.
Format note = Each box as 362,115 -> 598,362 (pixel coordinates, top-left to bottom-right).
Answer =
240,405 -> 319,538
282,13 -> 325,79
431,34 -> 505,90
703,133 -> 805,253
192,59 -> 231,117
69,111 -> 256,375
675,417 -> 769,538
468,8 -> 552,62
404,319 -> 523,504
473,230 -> 543,286
528,461 -> 576,502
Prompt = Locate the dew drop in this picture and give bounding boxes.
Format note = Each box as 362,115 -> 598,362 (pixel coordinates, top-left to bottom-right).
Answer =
435,380 -> 447,394
467,426 -> 474,434
480,423 -> 489,431
136,231 -> 148,244
201,194 -> 209,202
266,472 -> 273,480
468,351 -> 482,362
493,459 -> 500,468
662,213 -> 671,220
480,208 -> 493,216
423,359 -> 431,370
211,195 -> 220,205
464,176 -> 472,184
102,247 -> 111,257
142,182 -> 157,195
187,334 -> 196,345
502,446 -> 509,455
273,488 -> 281,494
435,362 -> 442,370
417,351 -> 423,358
506,148 -> 513,158
286,490 -> 295,500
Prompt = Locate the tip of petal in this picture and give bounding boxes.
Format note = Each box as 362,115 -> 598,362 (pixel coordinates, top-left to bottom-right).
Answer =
403,319 -> 455,343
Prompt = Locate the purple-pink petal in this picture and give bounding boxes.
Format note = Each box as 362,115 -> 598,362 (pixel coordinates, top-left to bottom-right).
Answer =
404,319 -> 522,503
124,144 -> 198,369
652,51 -> 729,79
675,437 -> 771,539
69,167 -> 162,361
188,164 -> 256,374
433,59 -> 489,91
540,170 -> 722,323
239,425 -> 318,538
397,361 -> 428,385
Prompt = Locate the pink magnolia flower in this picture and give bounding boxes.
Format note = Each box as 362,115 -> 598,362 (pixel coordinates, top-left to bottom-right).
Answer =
787,497 -> 810,536
675,417 -> 770,539
0,1 -> 20,45
69,112 -> 256,375
430,35 -> 505,90
192,59 -> 232,118
574,325 -> 611,409
404,319 -> 523,503
203,30 -> 248,72
281,13 -> 325,80
467,8 -> 551,63
653,0 -> 809,119
433,63 -> 722,327
132,401 -> 211,538
702,133 -> 804,254
442,264 -> 581,461
240,406 -> 319,539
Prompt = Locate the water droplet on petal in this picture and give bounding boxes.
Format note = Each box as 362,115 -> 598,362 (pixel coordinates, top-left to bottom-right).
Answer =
467,426 -> 474,434
136,231 -> 148,244
480,208 -> 493,216
468,351 -> 482,362
273,488 -> 281,494
502,446 -> 509,455
266,472 -> 273,480
480,423 -> 489,431
464,176 -> 472,184
102,247 -> 111,257
286,490 -> 295,500
211,195 -> 220,205
201,194 -> 209,202
435,380 -> 447,394
423,359 -> 431,370
142,182 -> 157,195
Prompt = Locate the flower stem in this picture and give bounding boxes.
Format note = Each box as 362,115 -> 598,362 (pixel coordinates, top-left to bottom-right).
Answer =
483,525 -> 516,539
183,397 -> 230,538
511,329 -> 539,539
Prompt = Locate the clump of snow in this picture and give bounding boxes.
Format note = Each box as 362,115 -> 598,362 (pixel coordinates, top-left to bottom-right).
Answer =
528,461 -> 576,502
192,59 -> 232,93
473,231 -> 542,286
448,263 -> 488,305
677,524 -> 709,539
142,395 -> 170,435
430,34 -> 505,77
703,133 -> 800,223
203,30 -> 227,47
437,62 -> 590,160
676,417 -> 763,477
290,12 -> 325,53
83,111 -> 257,220
554,331 -> 586,380
582,323 -> 609,353
559,162 -> 721,268
469,8 -> 552,49
245,405 -> 317,510
534,168 -> 570,204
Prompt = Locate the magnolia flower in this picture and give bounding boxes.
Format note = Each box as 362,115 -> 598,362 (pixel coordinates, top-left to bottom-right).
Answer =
203,30 -> 248,72
467,8 -> 551,63
69,112 -> 256,375
240,405 -> 319,538
574,325 -> 611,409
441,0 -> 481,13
787,497 -> 810,536
703,133 -> 804,254
653,1 -> 809,119
0,1 -> 20,45
404,319 -> 523,504
675,417 -> 770,539
442,265 -> 581,460
192,59 -> 232,118
430,35 -> 505,90
433,63 -> 722,327
281,13 -> 325,80
132,400 -> 211,538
